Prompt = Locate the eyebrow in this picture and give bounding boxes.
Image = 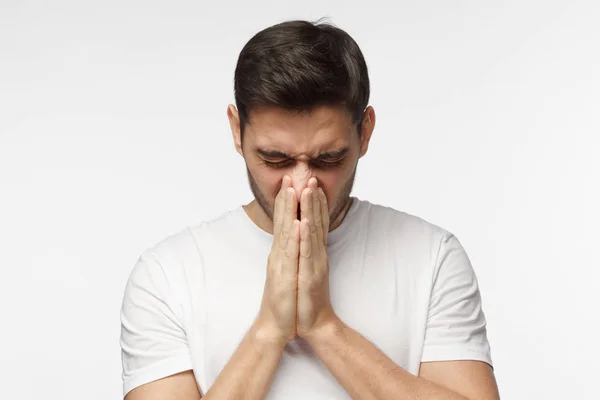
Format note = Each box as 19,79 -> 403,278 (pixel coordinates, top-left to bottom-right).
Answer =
256,146 -> 351,160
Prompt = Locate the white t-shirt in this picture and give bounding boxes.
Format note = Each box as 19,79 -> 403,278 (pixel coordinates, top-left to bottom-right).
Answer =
120,197 -> 493,398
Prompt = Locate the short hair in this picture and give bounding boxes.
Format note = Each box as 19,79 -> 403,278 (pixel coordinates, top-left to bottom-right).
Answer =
233,19 -> 370,140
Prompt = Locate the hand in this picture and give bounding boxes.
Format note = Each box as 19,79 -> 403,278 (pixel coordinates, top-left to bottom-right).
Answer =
296,178 -> 338,339
255,175 -> 300,345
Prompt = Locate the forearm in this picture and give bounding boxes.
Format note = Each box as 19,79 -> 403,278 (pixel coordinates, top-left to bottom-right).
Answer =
304,318 -> 468,400
203,321 -> 285,400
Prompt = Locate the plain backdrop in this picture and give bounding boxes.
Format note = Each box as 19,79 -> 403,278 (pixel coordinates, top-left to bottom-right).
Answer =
1,0 -> 599,399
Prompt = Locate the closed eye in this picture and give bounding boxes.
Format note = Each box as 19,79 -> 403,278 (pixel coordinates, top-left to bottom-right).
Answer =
263,159 -> 343,169
263,159 -> 292,169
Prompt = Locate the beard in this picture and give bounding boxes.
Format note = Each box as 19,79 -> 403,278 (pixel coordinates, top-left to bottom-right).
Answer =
245,164 -> 357,231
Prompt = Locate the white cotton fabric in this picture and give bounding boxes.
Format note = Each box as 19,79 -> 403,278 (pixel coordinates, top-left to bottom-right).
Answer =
120,197 -> 492,398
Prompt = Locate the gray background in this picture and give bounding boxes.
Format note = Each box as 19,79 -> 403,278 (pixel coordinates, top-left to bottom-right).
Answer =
1,0 -> 598,398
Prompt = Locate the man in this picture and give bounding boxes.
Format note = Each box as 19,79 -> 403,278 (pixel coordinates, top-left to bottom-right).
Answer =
120,19 -> 500,399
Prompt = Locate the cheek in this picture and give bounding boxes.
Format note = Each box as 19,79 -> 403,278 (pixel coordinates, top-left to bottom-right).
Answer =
266,173 -> 286,198
250,165 -> 279,187
317,178 -> 339,210
248,166 -> 281,200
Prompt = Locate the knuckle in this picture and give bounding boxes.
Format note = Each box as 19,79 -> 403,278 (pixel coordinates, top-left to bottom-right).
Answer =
282,251 -> 292,264
300,247 -> 312,259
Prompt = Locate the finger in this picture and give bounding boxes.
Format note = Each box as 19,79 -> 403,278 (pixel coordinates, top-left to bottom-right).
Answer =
301,188 -> 319,259
273,175 -> 290,240
319,188 -> 329,243
304,178 -> 317,220
306,190 -> 320,257
311,184 -> 324,247
283,219 -> 300,278
299,218 -> 312,263
300,187 -> 314,249
279,187 -> 297,251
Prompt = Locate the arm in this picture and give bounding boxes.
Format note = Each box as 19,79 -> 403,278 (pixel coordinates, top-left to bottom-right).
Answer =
304,317 -> 499,400
125,320 -> 286,400
121,252 -> 285,400
202,320 -> 286,399
125,371 -> 202,400
122,178 -> 301,399
298,226 -> 499,400
294,187 -> 498,398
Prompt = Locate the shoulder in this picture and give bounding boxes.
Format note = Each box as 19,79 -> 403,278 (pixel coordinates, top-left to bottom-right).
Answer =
353,198 -> 463,275
357,198 -> 453,244
140,226 -> 199,267
130,207 -> 244,286
123,227 -> 199,302
141,208 -> 241,266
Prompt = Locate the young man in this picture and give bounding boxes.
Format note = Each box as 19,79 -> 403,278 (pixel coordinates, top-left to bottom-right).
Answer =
120,19 -> 500,399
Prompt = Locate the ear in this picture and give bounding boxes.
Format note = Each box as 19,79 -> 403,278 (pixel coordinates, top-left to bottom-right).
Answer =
358,106 -> 376,159
227,104 -> 243,157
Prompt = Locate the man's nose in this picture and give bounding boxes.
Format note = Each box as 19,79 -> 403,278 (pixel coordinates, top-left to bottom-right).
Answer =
290,163 -> 312,202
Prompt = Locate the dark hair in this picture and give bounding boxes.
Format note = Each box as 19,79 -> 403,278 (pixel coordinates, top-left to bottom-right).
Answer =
233,19 -> 370,139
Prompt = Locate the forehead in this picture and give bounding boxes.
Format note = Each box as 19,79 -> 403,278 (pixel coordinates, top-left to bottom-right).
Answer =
245,105 -> 355,156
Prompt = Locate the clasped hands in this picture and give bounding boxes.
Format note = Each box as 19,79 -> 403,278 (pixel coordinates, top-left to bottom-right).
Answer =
256,175 -> 338,346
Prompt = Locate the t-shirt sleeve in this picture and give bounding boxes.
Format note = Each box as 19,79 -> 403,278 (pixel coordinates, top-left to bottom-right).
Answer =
120,250 -> 193,397
421,234 -> 493,367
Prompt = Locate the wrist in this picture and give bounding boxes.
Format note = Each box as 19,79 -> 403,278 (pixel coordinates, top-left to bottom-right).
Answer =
302,313 -> 344,346
250,319 -> 289,351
